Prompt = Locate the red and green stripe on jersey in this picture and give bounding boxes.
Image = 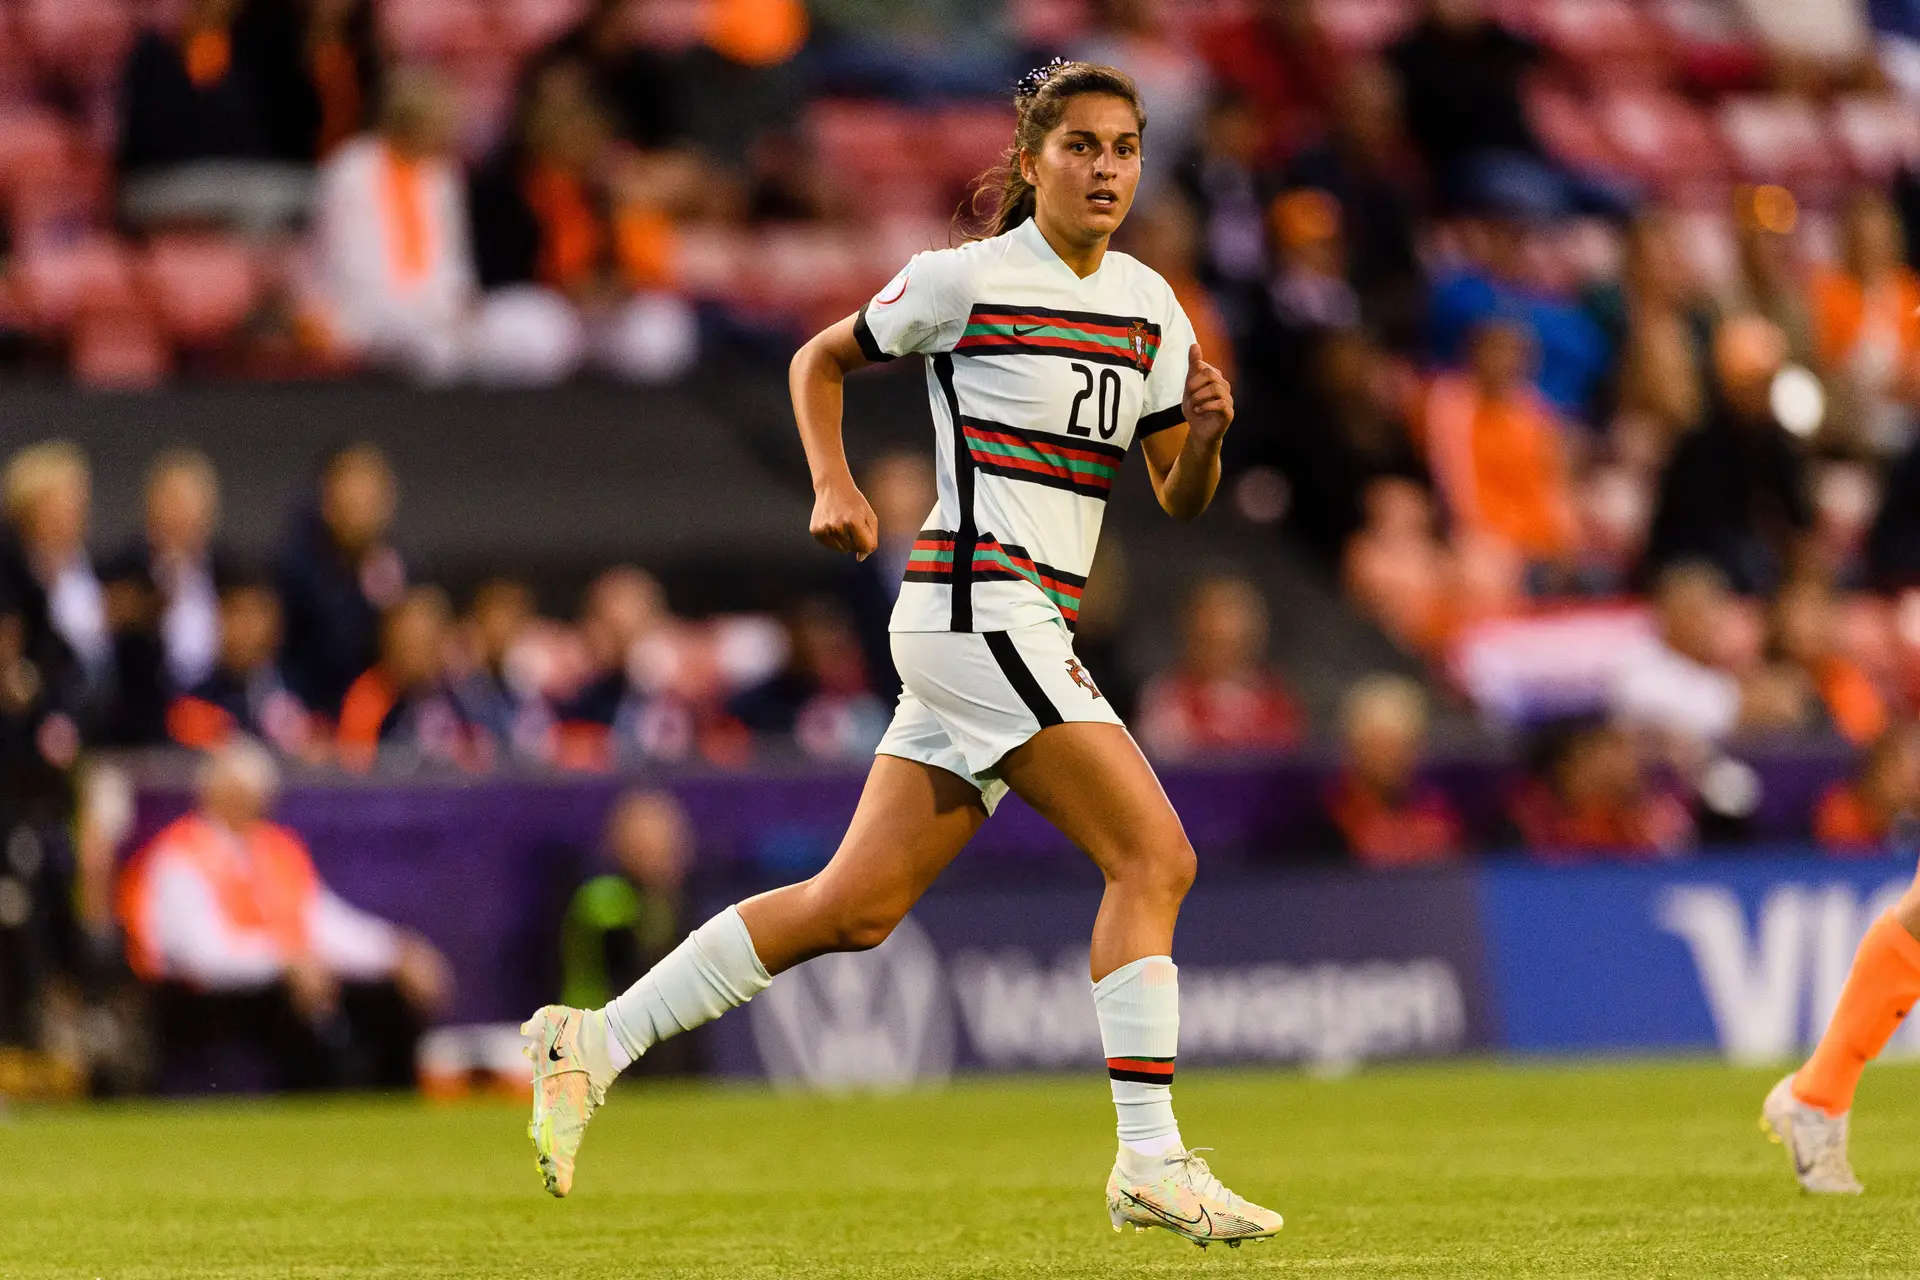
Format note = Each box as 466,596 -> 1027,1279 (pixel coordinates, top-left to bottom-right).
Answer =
961,418 -> 1123,501
904,530 -> 1087,627
957,304 -> 1162,372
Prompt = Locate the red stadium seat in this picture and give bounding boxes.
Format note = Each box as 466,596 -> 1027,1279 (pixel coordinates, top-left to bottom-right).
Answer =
932,106 -> 1015,194
497,0 -> 589,54
1531,0 -> 1671,88
0,108 -> 72,203
20,0 -> 133,90
1528,86 -> 1619,173
142,233 -> 260,346
69,306 -> 171,390
1718,95 -> 1846,190
13,231 -> 138,331
806,101 -> 940,217
1311,0 -> 1415,57
1832,96 -> 1920,183
380,0 -> 492,61
1597,89 -> 1729,192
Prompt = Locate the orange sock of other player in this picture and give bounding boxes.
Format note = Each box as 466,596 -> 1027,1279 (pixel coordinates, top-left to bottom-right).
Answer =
1794,911 -> 1920,1116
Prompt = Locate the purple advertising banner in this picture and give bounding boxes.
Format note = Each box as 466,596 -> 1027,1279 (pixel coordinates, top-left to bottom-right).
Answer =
704,870 -> 1493,1086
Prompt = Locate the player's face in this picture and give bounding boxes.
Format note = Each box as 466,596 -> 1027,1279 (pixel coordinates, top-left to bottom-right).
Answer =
1026,93 -> 1142,244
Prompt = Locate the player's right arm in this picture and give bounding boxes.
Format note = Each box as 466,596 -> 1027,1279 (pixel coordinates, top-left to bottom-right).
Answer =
790,315 -> 882,560
789,249 -> 970,561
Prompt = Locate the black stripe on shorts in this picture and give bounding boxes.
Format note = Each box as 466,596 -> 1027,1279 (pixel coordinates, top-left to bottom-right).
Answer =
983,630 -> 1062,729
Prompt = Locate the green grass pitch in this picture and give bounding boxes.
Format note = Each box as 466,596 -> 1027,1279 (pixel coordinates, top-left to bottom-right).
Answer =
7,1058 -> 1920,1278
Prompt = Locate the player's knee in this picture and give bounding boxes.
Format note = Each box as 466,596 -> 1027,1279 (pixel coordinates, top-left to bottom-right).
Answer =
1110,834 -> 1195,904
807,880 -> 908,952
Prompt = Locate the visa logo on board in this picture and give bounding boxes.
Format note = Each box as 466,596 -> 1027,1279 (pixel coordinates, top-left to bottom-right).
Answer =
1657,882 -> 1919,1062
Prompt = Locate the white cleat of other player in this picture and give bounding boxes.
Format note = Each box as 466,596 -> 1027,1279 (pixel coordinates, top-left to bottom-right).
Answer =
1106,1146 -> 1284,1248
1761,1073 -> 1864,1195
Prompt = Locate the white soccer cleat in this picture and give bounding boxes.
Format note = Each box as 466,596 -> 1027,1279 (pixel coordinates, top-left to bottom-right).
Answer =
1105,1146 -> 1284,1248
1761,1073 -> 1864,1195
521,1005 -> 621,1197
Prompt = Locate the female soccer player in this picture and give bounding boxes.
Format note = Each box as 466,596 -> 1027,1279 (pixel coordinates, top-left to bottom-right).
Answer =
522,59 -> 1283,1246
1763,790 -> 1920,1193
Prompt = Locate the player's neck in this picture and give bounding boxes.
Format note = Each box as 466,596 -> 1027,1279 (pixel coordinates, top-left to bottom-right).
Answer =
1030,215 -> 1109,280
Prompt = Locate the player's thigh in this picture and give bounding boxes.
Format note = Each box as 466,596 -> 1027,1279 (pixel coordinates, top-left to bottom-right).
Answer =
994,721 -> 1194,890
807,752 -> 987,929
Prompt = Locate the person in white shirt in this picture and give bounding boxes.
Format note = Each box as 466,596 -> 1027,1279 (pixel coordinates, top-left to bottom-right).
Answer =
120,739 -> 450,1089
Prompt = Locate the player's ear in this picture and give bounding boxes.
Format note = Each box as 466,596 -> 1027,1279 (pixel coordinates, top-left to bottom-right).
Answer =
1019,147 -> 1038,187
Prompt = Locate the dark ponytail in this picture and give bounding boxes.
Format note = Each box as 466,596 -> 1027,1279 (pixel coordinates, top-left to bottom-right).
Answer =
965,58 -> 1146,242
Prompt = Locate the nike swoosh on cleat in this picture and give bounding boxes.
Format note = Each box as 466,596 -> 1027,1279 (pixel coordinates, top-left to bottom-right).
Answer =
1124,1190 -> 1210,1233
547,1015 -> 569,1062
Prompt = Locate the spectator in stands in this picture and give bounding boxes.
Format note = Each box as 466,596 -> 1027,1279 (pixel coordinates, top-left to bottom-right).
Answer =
559,789 -> 697,1073
1314,674 -> 1463,867
1197,0 -> 1343,161
0,443 -> 110,721
117,0 -> 272,177
1718,186 -> 1819,376
1424,319 -> 1578,582
307,70 -> 480,383
1270,329 -> 1427,570
1178,92 -> 1274,338
554,565 -> 678,768
118,739 -> 450,1090
1343,478 -> 1470,655
1644,315 -> 1815,594
1124,196 -> 1236,383
1283,61 -> 1424,352
1594,210 -> 1713,450
1251,189 -> 1362,400
1508,718 -> 1694,860
1426,219 -> 1613,422
527,0 -> 689,152
236,0 -> 383,162
1810,190 -> 1920,458
728,598 -> 886,760
337,587 -> 480,772
168,570 -> 316,757
277,443 -> 405,718
1815,722 -> 1920,853
451,578 -> 553,763
1610,561 -> 1807,751
844,451 -> 935,701
1767,576 -> 1890,746
104,450 -> 229,699
1137,575 -> 1304,757
1385,0 -> 1552,213
1868,428 -> 1920,588
1076,0 -> 1210,199
468,62 -> 700,383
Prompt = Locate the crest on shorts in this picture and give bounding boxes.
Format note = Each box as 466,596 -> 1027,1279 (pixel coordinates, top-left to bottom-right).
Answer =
1127,320 -> 1151,371
1065,658 -> 1103,700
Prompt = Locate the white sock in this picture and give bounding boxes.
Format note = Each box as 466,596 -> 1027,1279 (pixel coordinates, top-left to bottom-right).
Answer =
601,904 -> 772,1070
1093,955 -> 1183,1158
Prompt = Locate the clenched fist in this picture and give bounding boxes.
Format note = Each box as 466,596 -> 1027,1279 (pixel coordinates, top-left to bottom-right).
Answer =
810,478 -> 880,560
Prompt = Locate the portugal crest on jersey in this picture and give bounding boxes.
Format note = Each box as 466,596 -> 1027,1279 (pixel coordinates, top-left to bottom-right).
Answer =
1128,320 -> 1151,372
1065,657 -> 1103,700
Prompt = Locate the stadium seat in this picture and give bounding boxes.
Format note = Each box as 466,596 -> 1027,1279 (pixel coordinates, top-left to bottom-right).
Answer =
1832,96 -> 1920,183
69,306 -> 171,389
1718,95 -> 1847,192
142,233 -> 260,347
19,0 -> 133,90
1528,86 -> 1619,173
13,231 -> 139,331
1597,89 -> 1728,191
0,107 -> 72,203
380,0 -> 492,61
1312,0 -> 1415,57
496,0 -> 588,55
931,106 -> 1015,195
1531,0 -> 1671,88
806,101 -> 940,217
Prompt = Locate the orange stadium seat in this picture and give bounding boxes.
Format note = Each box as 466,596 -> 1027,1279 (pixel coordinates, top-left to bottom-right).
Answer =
142,233 -> 260,347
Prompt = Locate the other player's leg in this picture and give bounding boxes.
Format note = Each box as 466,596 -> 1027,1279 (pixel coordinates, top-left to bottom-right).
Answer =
1762,866 -> 1920,1193
996,721 -> 1282,1247
524,753 -> 985,1195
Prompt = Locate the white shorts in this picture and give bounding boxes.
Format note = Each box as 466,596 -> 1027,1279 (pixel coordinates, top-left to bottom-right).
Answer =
874,617 -> 1125,813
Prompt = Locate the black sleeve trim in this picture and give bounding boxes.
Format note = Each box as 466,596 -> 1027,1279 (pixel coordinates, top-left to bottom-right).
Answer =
853,304 -> 895,363
1136,404 -> 1186,438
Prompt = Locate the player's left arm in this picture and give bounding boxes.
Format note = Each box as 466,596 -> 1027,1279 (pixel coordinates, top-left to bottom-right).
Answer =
1141,343 -> 1232,522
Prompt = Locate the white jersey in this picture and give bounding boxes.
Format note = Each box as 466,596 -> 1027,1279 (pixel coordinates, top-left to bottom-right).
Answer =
855,218 -> 1196,634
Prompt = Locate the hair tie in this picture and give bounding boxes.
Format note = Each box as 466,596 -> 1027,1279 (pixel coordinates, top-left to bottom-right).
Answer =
1015,56 -> 1069,100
